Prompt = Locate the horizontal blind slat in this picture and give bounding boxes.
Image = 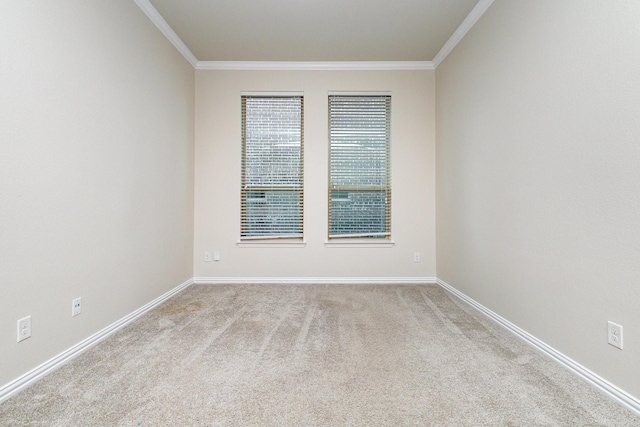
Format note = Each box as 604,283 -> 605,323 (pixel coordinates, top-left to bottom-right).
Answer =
328,95 -> 391,239
241,96 -> 304,239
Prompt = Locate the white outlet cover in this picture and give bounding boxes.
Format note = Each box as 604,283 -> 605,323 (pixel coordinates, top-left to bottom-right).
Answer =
17,316 -> 32,342
72,298 -> 82,316
608,321 -> 623,349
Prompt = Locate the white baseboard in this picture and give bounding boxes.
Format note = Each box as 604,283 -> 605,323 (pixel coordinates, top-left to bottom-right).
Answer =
193,277 -> 437,285
436,278 -> 640,417
5,276 -> 636,418
0,278 -> 194,404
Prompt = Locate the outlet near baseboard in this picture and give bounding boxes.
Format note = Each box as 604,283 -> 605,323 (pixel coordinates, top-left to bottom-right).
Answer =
72,298 -> 82,317
17,316 -> 31,342
608,321 -> 623,349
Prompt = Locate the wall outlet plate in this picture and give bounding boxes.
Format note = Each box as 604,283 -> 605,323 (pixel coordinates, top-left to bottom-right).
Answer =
608,321 -> 623,349
17,316 -> 32,342
204,252 -> 211,262
72,297 -> 82,317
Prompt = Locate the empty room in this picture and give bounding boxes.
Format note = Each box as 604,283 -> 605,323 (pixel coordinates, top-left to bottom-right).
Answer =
1,0 -> 639,425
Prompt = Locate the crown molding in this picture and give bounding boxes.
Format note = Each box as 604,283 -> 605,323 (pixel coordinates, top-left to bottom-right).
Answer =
195,61 -> 434,71
135,0 -> 492,70
133,0 -> 198,67
432,0 -> 495,67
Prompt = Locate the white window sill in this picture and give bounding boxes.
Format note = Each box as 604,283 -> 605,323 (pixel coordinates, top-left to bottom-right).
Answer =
325,240 -> 395,248
237,241 -> 306,248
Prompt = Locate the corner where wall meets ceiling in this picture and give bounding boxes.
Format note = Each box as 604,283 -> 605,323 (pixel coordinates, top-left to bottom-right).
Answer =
133,0 -> 495,69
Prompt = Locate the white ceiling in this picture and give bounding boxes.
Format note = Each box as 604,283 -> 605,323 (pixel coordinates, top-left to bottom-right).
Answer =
141,0 -> 492,66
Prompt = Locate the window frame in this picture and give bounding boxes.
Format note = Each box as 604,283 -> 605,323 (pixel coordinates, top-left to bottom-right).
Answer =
327,93 -> 392,246
239,93 -> 305,246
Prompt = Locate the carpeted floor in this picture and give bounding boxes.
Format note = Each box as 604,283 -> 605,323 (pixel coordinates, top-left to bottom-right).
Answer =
0,284 -> 638,426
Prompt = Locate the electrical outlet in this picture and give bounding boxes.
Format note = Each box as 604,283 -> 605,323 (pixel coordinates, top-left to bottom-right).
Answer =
72,297 -> 82,317
608,321 -> 623,349
17,316 -> 31,342
213,251 -> 220,262
204,252 -> 211,262
413,252 -> 421,263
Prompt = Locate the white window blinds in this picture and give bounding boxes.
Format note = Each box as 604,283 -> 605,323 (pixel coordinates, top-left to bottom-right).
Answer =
241,96 -> 303,240
328,95 -> 391,239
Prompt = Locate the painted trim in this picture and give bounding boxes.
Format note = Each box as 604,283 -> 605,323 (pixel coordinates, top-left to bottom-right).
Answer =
3,274 -> 637,417
132,0 -> 198,67
328,91 -> 392,96
135,0 -> 491,70
240,91 -> 304,97
324,241 -> 395,248
436,278 -> 640,417
0,278 -> 194,404
196,61 -> 435,71
194,277 -> 436,285
237,241 -> 306,248
432,0 -> 495,67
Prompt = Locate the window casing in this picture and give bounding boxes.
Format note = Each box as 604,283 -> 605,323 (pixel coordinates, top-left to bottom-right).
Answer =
328,95 -> 391,239
241,95 -> 303,240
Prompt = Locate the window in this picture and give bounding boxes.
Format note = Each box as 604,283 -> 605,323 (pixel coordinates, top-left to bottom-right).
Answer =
328,95 -> 391,239
241,95 -> 303,240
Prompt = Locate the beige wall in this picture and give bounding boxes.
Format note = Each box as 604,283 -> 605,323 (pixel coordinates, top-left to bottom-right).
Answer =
0,1 -> 194,385
436,0 -> 640,397
5,0 -> 637,407
194,70 -> 435,279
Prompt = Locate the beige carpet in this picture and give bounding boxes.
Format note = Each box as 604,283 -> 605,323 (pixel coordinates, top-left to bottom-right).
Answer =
0,284 -> 638,426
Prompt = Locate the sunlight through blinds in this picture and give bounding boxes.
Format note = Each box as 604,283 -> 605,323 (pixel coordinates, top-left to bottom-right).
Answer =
329,95 -> 391,239
241,96 -> 303,239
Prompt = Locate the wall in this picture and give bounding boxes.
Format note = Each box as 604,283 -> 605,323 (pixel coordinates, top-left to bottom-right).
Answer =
194,70 -> 435,279
436,0 -> 640,397
0,1 -> 195,386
